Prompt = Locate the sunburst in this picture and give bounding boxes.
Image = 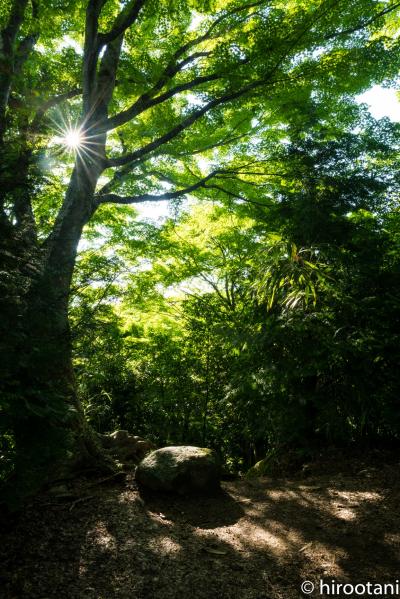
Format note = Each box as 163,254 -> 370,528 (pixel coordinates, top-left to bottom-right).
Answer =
49,110 -> 104,172
63,128 -> 84,150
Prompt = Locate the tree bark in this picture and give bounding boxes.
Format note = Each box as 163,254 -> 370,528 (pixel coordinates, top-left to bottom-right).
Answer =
1,157 -> 116,505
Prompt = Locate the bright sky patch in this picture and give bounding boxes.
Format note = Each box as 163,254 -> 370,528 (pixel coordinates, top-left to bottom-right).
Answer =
357,85 -> 400,122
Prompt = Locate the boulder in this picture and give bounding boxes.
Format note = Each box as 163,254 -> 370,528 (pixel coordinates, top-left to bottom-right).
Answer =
135,446 -> 220,494
99,430 -> 155,463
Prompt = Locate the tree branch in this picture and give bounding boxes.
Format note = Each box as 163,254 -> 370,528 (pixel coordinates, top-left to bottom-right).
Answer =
97,0 -> 147,47
106,50 -> 211,130
105,71 -> 221,130
106,76 -> 271,166
84,1 -> 147,124
93,35 -> 124,123
14,0 -> 40,73
96,170 -> 221,205
325,1 -> 400,41
204,183 -> 270,208
102,1 -> 268,131
0,0 -> 32,138
176,132 -> 248,157
175,114 -> 255,157
83,0 -> 107,115
150,51 -> 211,94
14,32 -> 40,74
1,0 -> 29,52
170,0 -> 266,63
29,88 -> 82,131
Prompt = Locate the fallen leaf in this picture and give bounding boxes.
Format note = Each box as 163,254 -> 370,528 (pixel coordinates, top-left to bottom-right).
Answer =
299,542 -> 313,553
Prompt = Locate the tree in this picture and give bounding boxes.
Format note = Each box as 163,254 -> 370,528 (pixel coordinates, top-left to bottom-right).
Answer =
1,0 -> 399,498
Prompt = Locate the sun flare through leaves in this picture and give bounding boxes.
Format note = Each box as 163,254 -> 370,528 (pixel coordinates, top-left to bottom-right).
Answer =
64,128 -> 83,150
50,115 -> 103,168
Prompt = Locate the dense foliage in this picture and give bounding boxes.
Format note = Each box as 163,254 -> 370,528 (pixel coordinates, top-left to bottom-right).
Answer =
71,104 -> 400,470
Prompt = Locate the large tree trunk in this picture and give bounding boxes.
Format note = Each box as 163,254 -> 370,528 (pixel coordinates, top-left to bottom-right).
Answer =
0,1 -> 124,507
1,163 -> 114,506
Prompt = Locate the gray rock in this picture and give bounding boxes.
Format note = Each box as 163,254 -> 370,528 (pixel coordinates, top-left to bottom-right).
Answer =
135,446 -> 220,494
98,430 -> 155,462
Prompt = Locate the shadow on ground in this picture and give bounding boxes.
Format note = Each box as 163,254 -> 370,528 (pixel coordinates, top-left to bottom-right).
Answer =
1,460 -> 399,599
138,486 -> 244,528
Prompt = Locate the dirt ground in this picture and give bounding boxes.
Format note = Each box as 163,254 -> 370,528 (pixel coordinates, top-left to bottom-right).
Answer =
1,453 -> 399,599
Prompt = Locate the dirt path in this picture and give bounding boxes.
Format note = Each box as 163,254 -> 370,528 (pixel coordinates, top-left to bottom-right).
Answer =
1,458 -> 399,598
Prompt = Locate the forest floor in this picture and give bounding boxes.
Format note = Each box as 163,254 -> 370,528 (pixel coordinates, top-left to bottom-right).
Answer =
1,451 -> 399,599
